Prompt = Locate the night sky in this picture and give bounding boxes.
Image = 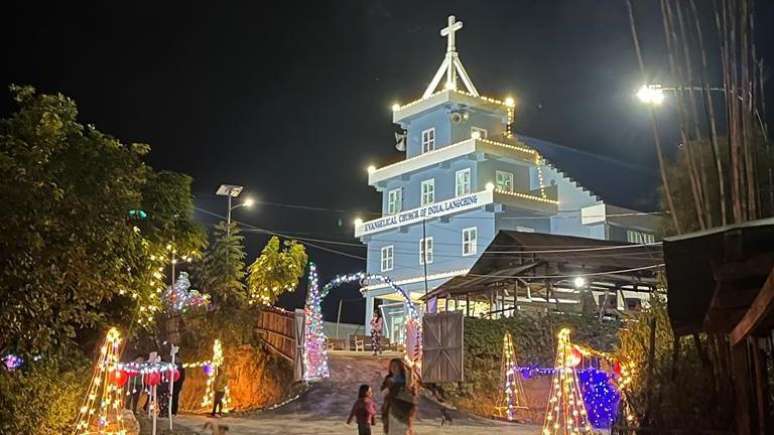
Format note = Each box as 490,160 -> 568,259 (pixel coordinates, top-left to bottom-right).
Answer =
3,1 -> 773,325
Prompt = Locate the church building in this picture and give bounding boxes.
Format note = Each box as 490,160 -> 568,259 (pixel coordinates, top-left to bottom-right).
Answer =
355,16 -> 660,343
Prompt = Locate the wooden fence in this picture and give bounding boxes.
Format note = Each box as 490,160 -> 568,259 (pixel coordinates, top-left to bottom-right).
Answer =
255,306 -> 297,363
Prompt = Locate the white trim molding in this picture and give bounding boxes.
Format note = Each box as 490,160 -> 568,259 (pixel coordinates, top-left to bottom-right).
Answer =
368,137 -> 537,186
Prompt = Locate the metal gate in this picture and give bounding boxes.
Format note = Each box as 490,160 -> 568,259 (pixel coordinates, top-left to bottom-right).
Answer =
421,311 -> 464,383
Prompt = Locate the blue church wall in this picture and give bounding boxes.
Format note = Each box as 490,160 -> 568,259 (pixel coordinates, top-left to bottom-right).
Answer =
550,211 -> 607,240
364,208 -> 496,284
379,158 -> 479,212
495,211 -> 551,234
402,106 -> 506,159
449,109 -> 504,143
477,159 -> 533,192
531,165 -> 599,210
404,110 -> 452,158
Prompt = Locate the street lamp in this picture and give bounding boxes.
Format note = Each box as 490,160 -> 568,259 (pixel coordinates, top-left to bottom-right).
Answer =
636,84 -> 665,105
216,184 -> 254,237
636,83 -> 728,105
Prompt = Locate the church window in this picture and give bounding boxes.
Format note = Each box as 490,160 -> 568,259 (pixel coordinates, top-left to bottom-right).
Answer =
495,170 -> 514,192
626,230 -> 655,244
455,168 -> 471,197
421,179 -> 435,205
471,126 -> 488,139
462,227 -> 477,256
419,237 -> 434,265
387,188 -> 402,215
421,128 -> 436,153
381,245 -> 394,272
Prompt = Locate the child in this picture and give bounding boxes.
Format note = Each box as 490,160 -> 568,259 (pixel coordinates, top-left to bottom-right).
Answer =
347,384 -> 376,435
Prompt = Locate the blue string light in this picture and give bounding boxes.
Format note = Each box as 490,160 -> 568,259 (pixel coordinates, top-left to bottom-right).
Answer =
517,365 -> 621,429
578,368 -> 621,429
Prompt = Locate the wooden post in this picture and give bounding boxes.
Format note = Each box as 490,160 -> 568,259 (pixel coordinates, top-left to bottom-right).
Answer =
751,339 -> 767,434
671,335 -> 681,380
465,294 -> 470,317
731,340 -> 753,435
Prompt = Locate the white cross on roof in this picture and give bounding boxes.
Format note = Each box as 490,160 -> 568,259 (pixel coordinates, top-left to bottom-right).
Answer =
440,15 -> 463,53
423,15 -> 479,98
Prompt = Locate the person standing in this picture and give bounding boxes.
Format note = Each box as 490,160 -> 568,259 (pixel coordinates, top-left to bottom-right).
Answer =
210,363 -> 228,417
346,384 -> 377,435
126,356 -> 144,414
370,309 -> 384,356
383,358 -> 417,435
171,357 -> 186,415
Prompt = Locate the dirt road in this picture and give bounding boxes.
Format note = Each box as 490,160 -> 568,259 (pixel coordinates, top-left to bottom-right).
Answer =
173,351 -> 540,434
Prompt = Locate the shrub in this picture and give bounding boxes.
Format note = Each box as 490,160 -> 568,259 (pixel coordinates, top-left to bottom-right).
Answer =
0,356 -> 89,435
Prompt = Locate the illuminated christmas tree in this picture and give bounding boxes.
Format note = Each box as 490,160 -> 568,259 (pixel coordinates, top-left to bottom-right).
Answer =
201,339 -> 230,413
303,262 -> 329,380
74,327 -> 126,434
542,328 -> 592,435
164,271 -> 209,312
494,331 -> 528,420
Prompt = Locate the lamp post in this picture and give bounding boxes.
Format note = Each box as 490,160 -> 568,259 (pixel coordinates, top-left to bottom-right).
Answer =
216,184 -> 254,237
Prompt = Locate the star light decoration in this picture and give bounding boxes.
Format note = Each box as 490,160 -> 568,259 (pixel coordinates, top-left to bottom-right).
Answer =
542,328 -> 593,435
494,331 -> 529,421
164,271 -> 210,312
74,327 -> 126,435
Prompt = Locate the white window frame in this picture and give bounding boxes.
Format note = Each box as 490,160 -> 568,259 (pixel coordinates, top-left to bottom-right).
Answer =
471,126 -> 488,139
419,237 -> 433,265
381,245 -> 394,272
462,227 -> 477,256
627,229 -> 655,244
495,170 -> 514,192
421,128 -> 436,153
387,188 -> 402,215
455,168 -> 471,197
420,179 -> 435,206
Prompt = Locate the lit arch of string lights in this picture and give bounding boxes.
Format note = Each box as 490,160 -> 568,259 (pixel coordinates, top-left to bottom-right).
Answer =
302,266 -> 421,381
322,272 -> 420,321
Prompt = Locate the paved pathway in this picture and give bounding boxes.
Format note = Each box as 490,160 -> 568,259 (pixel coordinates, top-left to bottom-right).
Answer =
173,352 -> 540,434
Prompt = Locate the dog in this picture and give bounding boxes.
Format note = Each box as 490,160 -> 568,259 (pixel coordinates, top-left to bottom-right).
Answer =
440,407 -> 453,426
202,422 -> 230,434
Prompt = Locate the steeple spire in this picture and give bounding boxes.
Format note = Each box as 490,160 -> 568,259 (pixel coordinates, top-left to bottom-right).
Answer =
423,15 -> 480,98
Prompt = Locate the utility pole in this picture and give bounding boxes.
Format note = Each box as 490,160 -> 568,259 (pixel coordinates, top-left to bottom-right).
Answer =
422,218 -> 429,295
216,184 -> 254,238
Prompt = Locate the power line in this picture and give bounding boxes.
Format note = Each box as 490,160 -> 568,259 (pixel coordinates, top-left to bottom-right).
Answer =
194,207 -> 366,261
466,264 -> 665,280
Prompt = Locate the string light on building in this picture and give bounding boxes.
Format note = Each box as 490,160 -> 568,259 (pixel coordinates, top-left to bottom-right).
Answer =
74,327 -> 126,435
542,328 -> 593,435
494,331 -> 529,421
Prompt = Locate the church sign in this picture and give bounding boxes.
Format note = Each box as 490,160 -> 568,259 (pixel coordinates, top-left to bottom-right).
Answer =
355,190 -> 493,237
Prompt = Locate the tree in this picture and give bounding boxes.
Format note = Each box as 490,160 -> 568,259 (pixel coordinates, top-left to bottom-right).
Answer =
247,236 -> 308,305
196,221 -> 248,306
0,85 -> 203,357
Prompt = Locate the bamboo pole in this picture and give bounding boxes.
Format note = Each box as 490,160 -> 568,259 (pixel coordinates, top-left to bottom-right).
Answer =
690,0 -> 728,225
662,0 -> 706,230
675,0 -> 713,227
627,0 -> 682,234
